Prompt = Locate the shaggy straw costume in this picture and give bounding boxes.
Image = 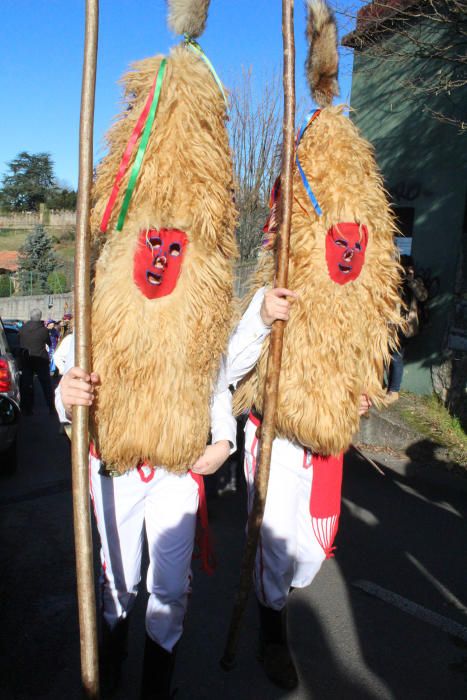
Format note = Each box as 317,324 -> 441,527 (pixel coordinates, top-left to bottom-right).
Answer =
234,1 -> 401,454
91,45 -> 237,474
228,0 -> 402,690
73,3 -> 238,697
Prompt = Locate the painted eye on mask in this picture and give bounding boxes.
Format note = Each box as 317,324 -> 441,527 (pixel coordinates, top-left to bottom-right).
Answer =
147,235 -> 161,251
169,243 -> 181,257
134,228 -> 188,299
325,223 -> 368,285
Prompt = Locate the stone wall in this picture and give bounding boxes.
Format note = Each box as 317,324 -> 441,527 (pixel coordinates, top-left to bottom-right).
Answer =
0,210 -> 76,230
0,292 -> 73,322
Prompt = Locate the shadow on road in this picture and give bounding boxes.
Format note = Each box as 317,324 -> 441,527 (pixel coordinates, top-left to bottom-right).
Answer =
1,400 -> 467,698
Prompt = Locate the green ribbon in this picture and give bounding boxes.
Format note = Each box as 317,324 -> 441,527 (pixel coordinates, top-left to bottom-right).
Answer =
116,58 -> 167,232
184,36 -> 227,106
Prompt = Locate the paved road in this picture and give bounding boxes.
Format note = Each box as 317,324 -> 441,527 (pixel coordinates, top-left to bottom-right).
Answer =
1,388 -> 466,699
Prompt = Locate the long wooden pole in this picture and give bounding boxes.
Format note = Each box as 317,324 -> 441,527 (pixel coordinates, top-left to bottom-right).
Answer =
221,0 -> 296,669
72,1 -> 99,696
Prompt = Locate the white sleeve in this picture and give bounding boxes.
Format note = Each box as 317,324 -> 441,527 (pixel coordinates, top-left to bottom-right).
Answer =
54,336 -> 75,424
226,287 -> 271,387
210,356 -> 237,454
54,334 -> 74,375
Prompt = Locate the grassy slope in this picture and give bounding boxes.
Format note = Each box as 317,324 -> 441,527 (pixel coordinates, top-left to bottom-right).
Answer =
0,228 -> 75,265
399,392 -> 467,468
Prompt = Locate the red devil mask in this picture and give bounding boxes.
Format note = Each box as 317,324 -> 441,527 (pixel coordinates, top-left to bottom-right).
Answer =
325,222 -> 368,285
133,228 -> 188,299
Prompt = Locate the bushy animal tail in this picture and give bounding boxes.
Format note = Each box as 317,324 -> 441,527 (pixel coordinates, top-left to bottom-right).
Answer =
167,0 -> 211,38
305,0 -> 339,107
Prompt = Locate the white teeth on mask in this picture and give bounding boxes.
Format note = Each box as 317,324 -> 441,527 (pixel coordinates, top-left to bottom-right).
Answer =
146,271 -> 162,285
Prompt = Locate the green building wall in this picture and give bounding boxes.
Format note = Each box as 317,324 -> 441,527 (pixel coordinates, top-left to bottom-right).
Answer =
347,21 -> 467,394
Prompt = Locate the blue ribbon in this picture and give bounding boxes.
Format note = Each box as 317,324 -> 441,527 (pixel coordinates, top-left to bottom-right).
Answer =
295,109 -> 322,217
184,36 -> 228,106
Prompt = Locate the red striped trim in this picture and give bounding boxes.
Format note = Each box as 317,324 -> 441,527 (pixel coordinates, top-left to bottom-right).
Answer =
248,410 -> 261,428
89,441 -> 100,459
190,472 -> 215,575
309,453 -> 343,558
137,464 -> 155,483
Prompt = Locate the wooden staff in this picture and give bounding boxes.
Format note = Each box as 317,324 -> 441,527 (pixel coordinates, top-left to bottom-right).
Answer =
221,0 -> 296,670
72,1 -> 99,696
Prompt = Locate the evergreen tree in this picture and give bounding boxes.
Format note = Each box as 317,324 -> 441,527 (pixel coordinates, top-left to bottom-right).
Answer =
47,271 -> 68,293
17,226 -> 58,294
45,186 -> 77,210
0,275 -> 12,297
0,152 -> 55,212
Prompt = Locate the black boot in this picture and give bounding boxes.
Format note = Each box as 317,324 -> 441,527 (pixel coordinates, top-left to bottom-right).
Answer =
100,617 -> 129,697
140,634 -> 177,700
257,601 -> 298,690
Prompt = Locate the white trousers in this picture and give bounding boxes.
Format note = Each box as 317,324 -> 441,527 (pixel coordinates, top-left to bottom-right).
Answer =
244,416 -> 327,611
90,455 -> 199,652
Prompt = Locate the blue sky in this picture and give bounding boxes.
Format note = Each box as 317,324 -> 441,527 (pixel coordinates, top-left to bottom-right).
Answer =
0,1 -> 356,190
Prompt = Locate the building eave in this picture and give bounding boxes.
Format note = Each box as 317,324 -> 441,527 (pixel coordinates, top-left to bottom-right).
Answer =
342,0 -> 424,50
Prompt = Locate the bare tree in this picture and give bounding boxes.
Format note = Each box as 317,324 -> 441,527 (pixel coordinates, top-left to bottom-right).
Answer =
229,68 -> 283,260
338,0 -> 467,131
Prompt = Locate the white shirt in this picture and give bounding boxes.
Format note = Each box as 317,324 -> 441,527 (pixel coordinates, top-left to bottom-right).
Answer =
226,287 -> 270,388
226,287 -> 313,467
53,333 -> 74,375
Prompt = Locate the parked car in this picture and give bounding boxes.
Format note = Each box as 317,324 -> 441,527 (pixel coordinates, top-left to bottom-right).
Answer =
3,321 -> 21,354
0,318 -> 21,471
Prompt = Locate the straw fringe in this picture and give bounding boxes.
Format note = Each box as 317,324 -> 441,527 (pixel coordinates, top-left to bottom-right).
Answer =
90,47 -> 237,473
234,106 -> 402,456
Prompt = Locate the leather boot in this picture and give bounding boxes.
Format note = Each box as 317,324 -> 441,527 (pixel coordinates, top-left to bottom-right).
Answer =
100,617 -> 129,697
140,633 -> 177,700
257,601 -> 298,690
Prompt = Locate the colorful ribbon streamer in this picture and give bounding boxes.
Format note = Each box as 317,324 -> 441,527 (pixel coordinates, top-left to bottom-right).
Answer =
184,35 -> 227,106
295,109 -> 322,217
100,64 -> 164,233
115,58 -> 167,231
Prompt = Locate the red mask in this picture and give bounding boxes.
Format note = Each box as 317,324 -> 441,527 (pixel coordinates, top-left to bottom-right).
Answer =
325,222 -> 368,285
133,228 -> 188,299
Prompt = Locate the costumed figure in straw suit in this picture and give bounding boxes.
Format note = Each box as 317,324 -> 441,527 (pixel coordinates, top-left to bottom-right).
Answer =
226,0 -> 403,690
56,1 -> 238,696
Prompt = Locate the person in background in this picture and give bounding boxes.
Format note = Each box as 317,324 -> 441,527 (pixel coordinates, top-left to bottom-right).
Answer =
18,308 -> 54,415
386,255 -> 428,404
46,320 -> 60,376
58,313 -> 73,342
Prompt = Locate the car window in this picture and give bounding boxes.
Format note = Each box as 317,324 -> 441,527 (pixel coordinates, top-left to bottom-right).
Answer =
4,327 -> 19,352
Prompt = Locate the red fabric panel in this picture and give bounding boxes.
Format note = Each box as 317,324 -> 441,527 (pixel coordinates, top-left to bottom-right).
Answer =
309,453 -> 344,518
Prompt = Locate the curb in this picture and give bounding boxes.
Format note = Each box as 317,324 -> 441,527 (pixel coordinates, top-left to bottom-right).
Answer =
355,405 -> 452,465
353,404 -> 467,492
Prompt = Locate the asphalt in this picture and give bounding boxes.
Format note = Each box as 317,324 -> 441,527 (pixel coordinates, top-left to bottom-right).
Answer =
1,387 -> 466,699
